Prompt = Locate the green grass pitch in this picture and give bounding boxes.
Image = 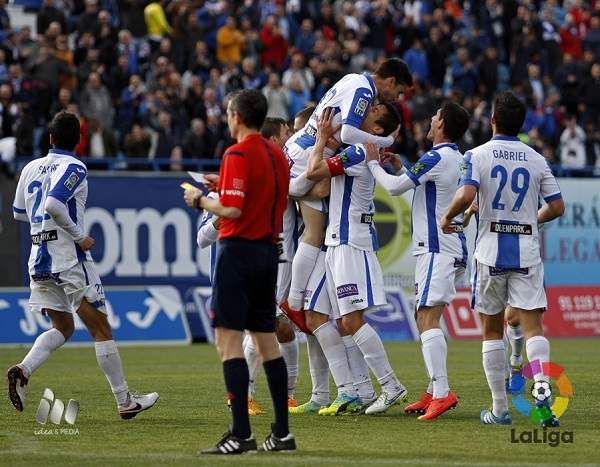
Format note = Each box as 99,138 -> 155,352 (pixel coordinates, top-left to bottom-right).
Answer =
1,339 -> 598,466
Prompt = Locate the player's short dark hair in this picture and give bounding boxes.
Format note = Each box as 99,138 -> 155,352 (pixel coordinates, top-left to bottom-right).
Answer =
261,117 -> 288,139
492,90 -> 527,136
49,111 -> 80,151
373,58 -> 413,88
228,89 -> 268,131
375,103 -> 402,137
294,106 -> 315,128
440,100 -> 470,142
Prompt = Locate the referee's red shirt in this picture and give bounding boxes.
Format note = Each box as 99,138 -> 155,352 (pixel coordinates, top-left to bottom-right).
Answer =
218,134 -> 290,244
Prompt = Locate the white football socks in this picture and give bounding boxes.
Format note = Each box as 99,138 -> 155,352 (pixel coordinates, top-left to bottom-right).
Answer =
353,323 -> 401,393
482,339 -> 508,417
420,328 -> 449,398
95,340 -> 129,405
244,335 -> 261,397
20,328 -> 66,378
526,335 -> 550,382
306,334 -> 330,406
288,243 -> 320,310
279,337 -> 299,398
342,335 -> 375,401
313,322 -> 356,397
507,324 -> 524,366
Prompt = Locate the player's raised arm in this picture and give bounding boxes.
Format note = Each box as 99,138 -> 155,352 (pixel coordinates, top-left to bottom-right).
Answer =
306,108 -> 341,181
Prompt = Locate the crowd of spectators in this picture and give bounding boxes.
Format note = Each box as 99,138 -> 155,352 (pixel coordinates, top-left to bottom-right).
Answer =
0,0 -> 599,175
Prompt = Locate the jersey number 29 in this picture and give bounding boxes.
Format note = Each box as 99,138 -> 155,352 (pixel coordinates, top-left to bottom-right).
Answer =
491,166 -> 530,212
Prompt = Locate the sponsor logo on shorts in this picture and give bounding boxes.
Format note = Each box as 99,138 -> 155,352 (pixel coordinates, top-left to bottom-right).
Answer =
31,272 -> 61,283
31,230 -> 58,245
350,298 -> 364,305
337,283 -> 359,298
489,267 -> 529,276
454,258 -> 467,268
354,98 -> 368,116
64,172 -> 80,191
304,290 -> 313,300
490,222 -> 532,235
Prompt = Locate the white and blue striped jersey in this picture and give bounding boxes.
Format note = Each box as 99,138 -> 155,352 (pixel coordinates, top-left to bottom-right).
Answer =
326,144 -> 378,251
13,149 -> 91,276
408,143 -> 467,259
460,136 -> 563,268
284,72 -> 377,177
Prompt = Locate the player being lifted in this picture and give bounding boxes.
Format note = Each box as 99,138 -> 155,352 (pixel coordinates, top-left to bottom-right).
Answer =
365,101 -> 471,420
305,106 -> 409,415
284,58 -> 413,312
8,111 -> 158,419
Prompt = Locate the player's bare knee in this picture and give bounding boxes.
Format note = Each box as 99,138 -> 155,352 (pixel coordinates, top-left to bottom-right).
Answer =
276,322 -> 295,342
341,311 -> 365,335
306,310 -> 327,332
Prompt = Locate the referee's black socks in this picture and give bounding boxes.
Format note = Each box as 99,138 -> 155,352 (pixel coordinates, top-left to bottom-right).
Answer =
263,356 -> 289,438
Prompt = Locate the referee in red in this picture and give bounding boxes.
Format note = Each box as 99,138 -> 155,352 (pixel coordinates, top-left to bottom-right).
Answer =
184,89 -> 294,454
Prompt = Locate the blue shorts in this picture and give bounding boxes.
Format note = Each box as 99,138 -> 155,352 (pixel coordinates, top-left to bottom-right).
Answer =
211,238 -> 278,332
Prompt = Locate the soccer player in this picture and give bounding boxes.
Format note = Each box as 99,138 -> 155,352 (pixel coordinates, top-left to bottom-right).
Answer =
441,90 -> 565,426
306,105 -> 409,415
185,89 -> 295,454
8,111 -> 158,419
284,58 -> 413,312
365,101 -> 471,420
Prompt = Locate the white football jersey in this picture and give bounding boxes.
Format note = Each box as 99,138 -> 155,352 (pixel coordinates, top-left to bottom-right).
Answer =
13,149 -> 92,276
279,198 -> 299,263
326,144 -> 378,251
407,143 -> 467,259
284,72 -> 377,177
460,136 -> 563,268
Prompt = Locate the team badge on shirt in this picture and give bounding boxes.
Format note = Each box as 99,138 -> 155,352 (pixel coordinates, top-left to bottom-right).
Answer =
410,162 -> 425,175
354,98 -> 368,116
233,178 -> 244,189
64,172 -> 80,191
460,161 -> 468,175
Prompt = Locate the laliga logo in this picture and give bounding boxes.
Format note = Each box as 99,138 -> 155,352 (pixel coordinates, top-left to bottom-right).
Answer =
511,360 -> 573,424
36,388 -> 79,425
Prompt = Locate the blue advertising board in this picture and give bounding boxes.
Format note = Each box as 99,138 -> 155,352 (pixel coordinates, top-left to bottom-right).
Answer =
0,286 -> 191,346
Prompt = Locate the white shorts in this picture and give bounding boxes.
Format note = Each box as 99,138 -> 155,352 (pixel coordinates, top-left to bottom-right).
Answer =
415,253 -> 466,309
326,244 -> 387,316
471,260 -> 547,315
29,261 -> 107,315
304,250 -> 332,316
300,198 -> 328,213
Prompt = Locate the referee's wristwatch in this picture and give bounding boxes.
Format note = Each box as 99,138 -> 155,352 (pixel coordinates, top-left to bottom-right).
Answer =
193,192 -> 203,210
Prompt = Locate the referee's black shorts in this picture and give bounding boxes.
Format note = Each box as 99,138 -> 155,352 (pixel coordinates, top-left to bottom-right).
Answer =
211,238 -> 278,333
